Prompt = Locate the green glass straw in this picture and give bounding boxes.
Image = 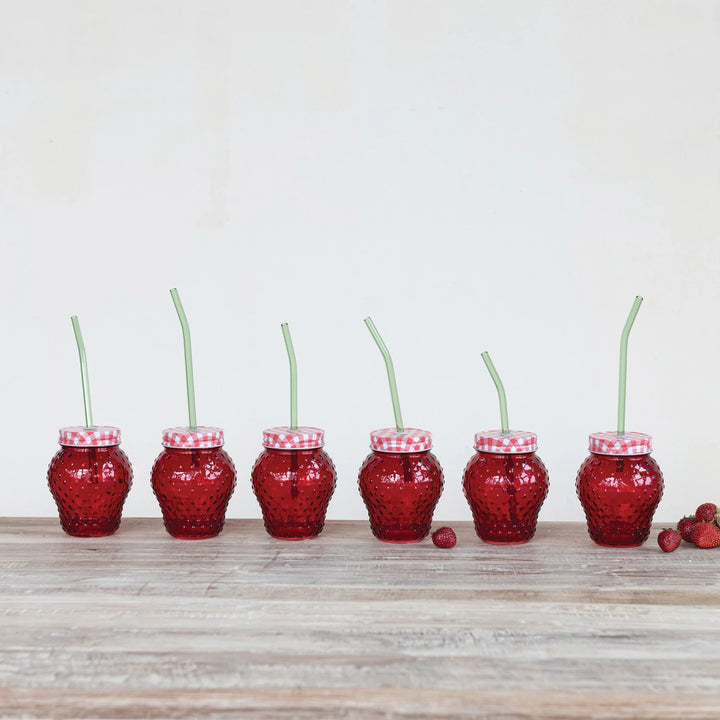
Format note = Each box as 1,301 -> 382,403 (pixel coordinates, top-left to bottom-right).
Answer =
481,351 -> 509,434
617,296 -> 643,435
170,288 -> 197,430
71,316 -> 93,428
281,323 -> 298,430
364,317 -> 404,432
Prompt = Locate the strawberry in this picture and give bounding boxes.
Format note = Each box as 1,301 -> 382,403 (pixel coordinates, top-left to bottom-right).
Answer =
695,503 -> 717,523
677,516 -> 697,543
657,529 -> 681,553
692,522 -> 720,549
432,527 -> 457,549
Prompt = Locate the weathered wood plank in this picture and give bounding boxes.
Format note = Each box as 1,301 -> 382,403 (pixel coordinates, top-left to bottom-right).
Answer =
0,519 -> 718,718
3,688 -> 720,720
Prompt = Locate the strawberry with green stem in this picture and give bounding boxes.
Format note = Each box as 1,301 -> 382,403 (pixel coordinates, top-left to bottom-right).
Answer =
692,522 -> 720,549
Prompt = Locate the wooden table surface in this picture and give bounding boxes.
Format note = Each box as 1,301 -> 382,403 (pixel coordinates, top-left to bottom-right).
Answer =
1,518 -> 719,719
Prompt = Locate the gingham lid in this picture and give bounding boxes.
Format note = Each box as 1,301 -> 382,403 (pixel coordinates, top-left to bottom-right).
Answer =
263,426 -> 325,449
370,428 -> 432,453
162,426 -> 224,449
474,430 -> 537,453
589,431 -> 652,455
59,426 -> 121,447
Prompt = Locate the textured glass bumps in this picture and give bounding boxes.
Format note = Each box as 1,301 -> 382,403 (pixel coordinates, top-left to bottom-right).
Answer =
48,446 -> 132,537
576,452 -> 663,547
151,447 -> 236,539
252,448 -> 336,540
463,451 -> 549,544
359,450 -> 443,543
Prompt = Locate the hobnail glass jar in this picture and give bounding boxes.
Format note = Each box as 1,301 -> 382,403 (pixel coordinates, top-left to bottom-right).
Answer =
152,426 -> 236,539
576,431 -> 663,547
252,426 -> 336,540
463,430 -> 549,544
358,428 -> 443,543
47,426 -> 132,537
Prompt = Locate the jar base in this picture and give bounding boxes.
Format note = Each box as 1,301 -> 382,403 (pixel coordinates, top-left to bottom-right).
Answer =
480,537 -> 532,545
474,523 -> 537,545
165,530 -> 222,540
370,526 -> 428,543
587,524 -> 650,548
590,537 -> 645,548
265,522 -> 323,541
60,517 -> 121,538
375,536 -> 424,544
163,519 -> 225,540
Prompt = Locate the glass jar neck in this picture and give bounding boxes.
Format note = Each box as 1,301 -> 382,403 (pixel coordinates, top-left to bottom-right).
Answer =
476,450 -> 535,458
372,449 -> 430,457
60,444 -> 119,450
590,451 -> 651,459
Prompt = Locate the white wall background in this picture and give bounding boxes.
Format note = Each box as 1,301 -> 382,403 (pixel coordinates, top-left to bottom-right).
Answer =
1,0 -> 719,524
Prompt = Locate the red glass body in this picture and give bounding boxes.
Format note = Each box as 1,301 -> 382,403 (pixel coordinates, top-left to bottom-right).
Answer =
358,450 -> 443,543
251,447 -> 336,540
151,447 -> 236,539
463,451 -> 549,544
47,444 -> 132,537
576,452 -> 663,547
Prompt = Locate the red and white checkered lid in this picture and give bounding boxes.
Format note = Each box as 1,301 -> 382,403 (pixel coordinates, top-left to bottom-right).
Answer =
589,431 -> 652,455
370,428 -> 432,453
162,426 -> 225,449
263,426 -> 325,449
474,430 -> 537,454
59,426 -> 121,447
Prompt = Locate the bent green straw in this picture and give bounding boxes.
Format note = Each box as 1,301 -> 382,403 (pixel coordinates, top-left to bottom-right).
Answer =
71,316 -> 93,428
170,288 -> 197,430
481,351 -> 509,434
281,323 -> 298,430
617,296 -> 643,435
364,317 -> 404,432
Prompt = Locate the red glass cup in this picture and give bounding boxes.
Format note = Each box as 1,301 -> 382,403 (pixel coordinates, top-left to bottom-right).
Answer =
576,431 -> 663,547
47,426 -> 132,537
251,426 -> 336,540
463,430 -> 549,544
358,428 -> 443,543
151,426 -> 236,539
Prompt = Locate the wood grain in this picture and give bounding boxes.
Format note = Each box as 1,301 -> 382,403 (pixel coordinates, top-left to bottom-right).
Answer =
1,518 -> 719,719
